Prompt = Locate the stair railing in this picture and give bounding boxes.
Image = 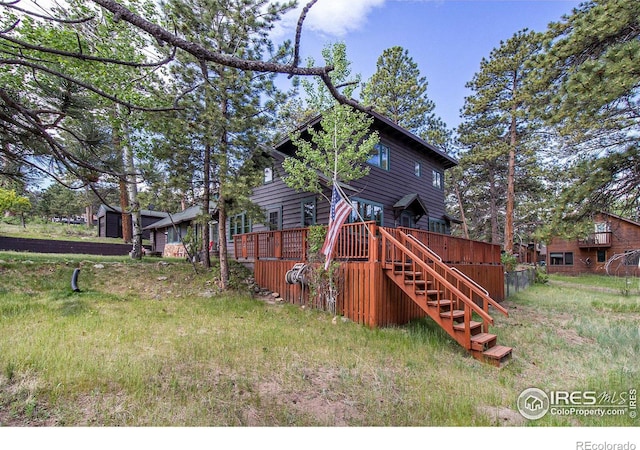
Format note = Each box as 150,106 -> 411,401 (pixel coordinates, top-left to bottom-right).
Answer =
405,233 -> 508,319
379,227 -> 494,336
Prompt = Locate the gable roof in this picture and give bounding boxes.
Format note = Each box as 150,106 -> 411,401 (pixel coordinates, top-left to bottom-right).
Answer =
274,109 -> 458,170
143,202 -> 218,230
393,193 -> 428,220
599,212 -> 640,228
97,204 -> 168,219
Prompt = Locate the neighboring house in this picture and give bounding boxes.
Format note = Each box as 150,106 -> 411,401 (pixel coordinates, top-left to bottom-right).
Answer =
97,204 -> 168,240
227,110 -> 460,248
144,203 -> 217,258
546,212 -> 640,276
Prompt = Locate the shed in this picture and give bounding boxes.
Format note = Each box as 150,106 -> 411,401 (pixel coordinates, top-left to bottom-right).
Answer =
96,205 -> 168,240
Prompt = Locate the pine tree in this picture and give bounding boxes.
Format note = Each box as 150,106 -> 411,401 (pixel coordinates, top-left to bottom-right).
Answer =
458,30 -> 545,253
164,0 -> 291,284
528,0 -> 640,222
361,46 -> 450,147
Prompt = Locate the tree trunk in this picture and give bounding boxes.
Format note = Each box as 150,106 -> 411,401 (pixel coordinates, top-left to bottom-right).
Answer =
504,72 -> 518,255
85,204 -> 93,229
118,107 -> 142,259
489,167 -> 500,244
217,97 -> 230,289
119,177 -> 132,243
202,143 -> 212,269
113,125 -> 132,243
454,180 -> 469,239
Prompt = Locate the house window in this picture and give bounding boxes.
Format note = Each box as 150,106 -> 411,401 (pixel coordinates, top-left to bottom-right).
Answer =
264,167 -> 273,184
414,162 -> 421,177
597,250 -> 606,263
368,143 -> 390,171
400,211 -> 415,228
301,197 -> 316,227
166,226 -> 182,244
266,207 -> 282,231
349,198 -> 383,225
429,218 -> 448,234
432,170 -> 443,190
550,252 -> 573,266
229,213 -> 251,240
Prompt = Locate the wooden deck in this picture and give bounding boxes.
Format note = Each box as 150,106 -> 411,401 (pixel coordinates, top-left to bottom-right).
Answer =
235,223 -> 510,365
234,223 -> 504,315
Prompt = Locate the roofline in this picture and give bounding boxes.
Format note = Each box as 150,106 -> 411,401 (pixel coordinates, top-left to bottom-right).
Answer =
599,211 -> 640,228
274,108 -> 458,169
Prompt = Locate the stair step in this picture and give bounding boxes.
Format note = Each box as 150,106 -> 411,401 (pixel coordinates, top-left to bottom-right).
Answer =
453,320 -> 482,333
440,310 -> 464,320
482,345 -> 513,366
404,279 -> 427,286
471,333 -> 497,351
427,299 -> 453,308
426,290 -> 443,297
394,271 -> 422,278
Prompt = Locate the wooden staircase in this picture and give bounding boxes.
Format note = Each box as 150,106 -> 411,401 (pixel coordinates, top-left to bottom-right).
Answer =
379,228 -> 512,367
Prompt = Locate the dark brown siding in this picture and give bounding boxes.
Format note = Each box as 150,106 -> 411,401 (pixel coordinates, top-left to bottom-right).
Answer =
248,129 -> 449,235
348,134 -> 447,229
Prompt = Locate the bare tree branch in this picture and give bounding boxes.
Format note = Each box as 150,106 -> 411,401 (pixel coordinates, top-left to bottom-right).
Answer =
290,0 -> 318,72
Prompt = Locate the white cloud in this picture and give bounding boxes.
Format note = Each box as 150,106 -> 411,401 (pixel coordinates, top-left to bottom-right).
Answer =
274,0 -> 386,38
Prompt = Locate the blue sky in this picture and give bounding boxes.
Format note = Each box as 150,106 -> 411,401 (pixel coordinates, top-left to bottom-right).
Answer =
275,0 -> 583,130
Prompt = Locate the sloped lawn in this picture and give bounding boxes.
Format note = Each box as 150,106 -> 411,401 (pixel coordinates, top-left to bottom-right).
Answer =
0,253 -> 637,426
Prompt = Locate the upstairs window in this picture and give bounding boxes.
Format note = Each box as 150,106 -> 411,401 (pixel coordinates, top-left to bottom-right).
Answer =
414,162 -> 422,177
368,143 -> 390,171
432,170 -> 443,190
263,167 -> 273,184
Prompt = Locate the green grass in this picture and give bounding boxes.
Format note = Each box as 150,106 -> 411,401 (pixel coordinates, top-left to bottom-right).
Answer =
0,255 -> 638,426
549,272 -> 640,293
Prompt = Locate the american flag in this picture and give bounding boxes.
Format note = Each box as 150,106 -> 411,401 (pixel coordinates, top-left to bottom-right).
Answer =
321,185 -> 354,270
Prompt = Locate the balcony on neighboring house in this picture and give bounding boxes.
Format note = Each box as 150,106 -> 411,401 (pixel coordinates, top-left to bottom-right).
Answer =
577,232 -> 612,248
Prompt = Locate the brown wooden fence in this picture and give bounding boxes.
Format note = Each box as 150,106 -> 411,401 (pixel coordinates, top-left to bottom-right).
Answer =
254,259 -> 429,327
245,223 -> 505,328
235,222 -> 501,266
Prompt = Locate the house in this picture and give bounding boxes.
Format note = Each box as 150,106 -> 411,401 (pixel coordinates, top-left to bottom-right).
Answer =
144,203 -> 217,258
546,212 -> 640,276
96,204 -> 168,240
228,110 -> 459,247
231,110 -> 512,366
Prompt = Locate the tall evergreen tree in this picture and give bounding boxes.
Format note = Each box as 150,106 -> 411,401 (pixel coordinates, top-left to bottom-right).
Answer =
529,0 -> 640,223
361,46 -> 450,147
163,0 -> 292,283
458,30 -> 545,253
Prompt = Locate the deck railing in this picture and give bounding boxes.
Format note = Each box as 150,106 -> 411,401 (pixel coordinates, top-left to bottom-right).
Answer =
234,222 -> 501,266
397,227 -> 501,264
379,227 -> 505,343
